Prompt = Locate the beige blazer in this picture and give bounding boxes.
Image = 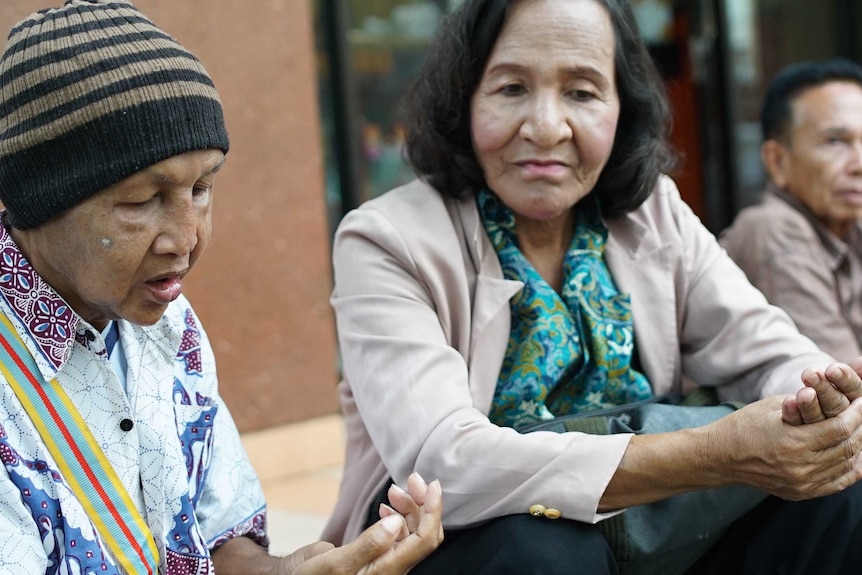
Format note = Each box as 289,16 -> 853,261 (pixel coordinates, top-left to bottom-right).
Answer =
322,176 -> 831,545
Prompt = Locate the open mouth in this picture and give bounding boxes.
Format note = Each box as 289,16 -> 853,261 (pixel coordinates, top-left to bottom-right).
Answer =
146,274 -> 185,304
835,190 -> 862,206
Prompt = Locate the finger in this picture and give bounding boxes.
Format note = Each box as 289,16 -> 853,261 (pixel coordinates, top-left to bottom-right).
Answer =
379,503 -> 410,539
847,356 -> 862,382
407,472 -> 429,506
803,367 -> 846,419
782,396 -> 804,426
388,483 -> 421,533
328,514 -> 403,573
378,503 -> 397,518
826,362 -> 862,403
769,421 -> 862,500
796,385 -> 825,424
407,479 -> 444,554
360,480 -> 444,575
279,541 -> 335,572
809,397 -> 862,450
422,479 -> 445,542
804,450 -> 862,500
388,483 -> 419,513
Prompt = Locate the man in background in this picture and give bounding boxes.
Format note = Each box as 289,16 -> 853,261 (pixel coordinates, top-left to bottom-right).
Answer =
721,58 -> 862,360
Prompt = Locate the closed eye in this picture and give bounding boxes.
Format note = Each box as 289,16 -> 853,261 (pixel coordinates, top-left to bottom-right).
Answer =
193,183 -> 212,196
121,195 -> 157,208
569,89 -> 597,101
500,83 -> 526,96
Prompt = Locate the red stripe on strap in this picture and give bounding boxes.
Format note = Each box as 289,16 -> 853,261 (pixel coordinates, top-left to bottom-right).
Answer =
0,335 -> 154,575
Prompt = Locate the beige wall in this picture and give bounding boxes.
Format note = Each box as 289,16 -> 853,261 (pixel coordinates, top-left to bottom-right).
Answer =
0,0 -> 340,432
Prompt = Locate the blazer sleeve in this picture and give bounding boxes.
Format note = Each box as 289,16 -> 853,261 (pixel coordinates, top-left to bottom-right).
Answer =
331,205 -> 633,528
662,183 -> 834,400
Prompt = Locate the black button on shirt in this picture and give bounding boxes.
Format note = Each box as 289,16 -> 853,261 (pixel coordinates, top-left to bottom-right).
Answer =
119,418 -> 134,432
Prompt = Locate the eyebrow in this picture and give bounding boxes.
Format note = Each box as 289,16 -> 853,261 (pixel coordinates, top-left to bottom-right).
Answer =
485,62 -> 610,84
208,157 -> 226,175
147,155 -> 226,184
814,126 -> 855,141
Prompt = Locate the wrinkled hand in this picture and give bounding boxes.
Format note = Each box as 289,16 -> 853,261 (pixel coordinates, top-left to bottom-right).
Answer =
713,395 -> 862,500
282,473 -> 443,575
782,360 -> 862,425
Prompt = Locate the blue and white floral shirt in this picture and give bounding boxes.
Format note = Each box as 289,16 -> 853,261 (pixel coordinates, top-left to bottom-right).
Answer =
0,223 -> 267,574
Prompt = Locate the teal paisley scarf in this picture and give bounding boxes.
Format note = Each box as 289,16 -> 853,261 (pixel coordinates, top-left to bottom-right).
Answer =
478,189 -> 653,430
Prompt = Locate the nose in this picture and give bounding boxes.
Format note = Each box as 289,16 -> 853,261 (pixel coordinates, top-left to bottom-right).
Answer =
152,196 -> 201,256
519,93 -> 573,148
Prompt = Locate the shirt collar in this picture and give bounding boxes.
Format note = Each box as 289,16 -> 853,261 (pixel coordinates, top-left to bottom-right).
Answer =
0,218 -> 83,378
768,184 -> 858,272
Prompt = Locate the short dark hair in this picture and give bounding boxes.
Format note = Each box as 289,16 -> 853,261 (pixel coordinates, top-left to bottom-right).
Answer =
401,0 -> 676,219
761,58 -> 862,142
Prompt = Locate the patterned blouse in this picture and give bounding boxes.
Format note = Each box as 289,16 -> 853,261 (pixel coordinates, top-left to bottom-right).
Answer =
0,222 -> 267,574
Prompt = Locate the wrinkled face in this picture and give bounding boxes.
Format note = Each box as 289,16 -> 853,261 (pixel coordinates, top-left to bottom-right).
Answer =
771,81 -> 862,237
470,0 -> 620,224
15,149 -> 225,330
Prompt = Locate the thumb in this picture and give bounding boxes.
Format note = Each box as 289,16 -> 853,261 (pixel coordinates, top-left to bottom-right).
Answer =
325,514 -> 403,572
280,541 -> 335,572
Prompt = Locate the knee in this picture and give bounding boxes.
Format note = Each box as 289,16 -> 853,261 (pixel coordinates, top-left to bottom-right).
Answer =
828,480 -> 862,529
477,515 -> 616,574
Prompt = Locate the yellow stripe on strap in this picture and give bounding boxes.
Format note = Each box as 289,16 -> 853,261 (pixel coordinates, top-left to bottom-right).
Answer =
0,313 -> 159,573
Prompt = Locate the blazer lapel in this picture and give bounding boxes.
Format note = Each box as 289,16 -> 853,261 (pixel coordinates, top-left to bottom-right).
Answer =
453,198 -> 522,412
605,215 -> 679,394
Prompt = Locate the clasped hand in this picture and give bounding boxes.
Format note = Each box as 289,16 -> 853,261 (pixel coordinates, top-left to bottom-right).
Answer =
282,472 -> 443,575
781,358 -> 862,425
713,358 -> 862,501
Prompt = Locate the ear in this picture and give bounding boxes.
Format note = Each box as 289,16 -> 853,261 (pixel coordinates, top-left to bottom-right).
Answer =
761,139 -> 790,188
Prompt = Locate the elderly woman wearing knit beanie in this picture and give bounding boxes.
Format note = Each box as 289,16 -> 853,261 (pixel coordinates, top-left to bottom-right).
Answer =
0,2 -> 441,574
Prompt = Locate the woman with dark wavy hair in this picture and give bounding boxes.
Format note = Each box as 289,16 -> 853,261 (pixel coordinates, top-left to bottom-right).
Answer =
322,0 -> 862,573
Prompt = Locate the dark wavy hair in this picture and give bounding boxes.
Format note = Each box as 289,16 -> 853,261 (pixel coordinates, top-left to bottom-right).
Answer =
401,0 -> 676,218
761,58 -> 862,142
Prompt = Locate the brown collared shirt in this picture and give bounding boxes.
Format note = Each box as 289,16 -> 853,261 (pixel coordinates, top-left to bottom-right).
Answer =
720,185 -> 862,360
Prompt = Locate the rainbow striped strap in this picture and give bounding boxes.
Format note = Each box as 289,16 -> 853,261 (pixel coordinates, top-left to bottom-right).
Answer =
0,313 -> 160,574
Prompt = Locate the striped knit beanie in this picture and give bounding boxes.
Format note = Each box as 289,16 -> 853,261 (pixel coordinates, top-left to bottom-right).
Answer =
0,0 -> 229,229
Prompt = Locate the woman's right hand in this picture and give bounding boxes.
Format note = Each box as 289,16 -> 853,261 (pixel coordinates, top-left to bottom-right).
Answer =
710,394 -> 862,501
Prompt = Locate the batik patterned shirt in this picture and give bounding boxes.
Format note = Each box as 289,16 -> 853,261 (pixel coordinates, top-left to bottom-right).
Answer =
0,223 -> 267,574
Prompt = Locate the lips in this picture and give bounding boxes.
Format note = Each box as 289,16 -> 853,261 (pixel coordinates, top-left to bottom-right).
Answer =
837,189 -> 862,205
146,271 -> 186,305
515,159 -> 570,180
516,158 -> 570,167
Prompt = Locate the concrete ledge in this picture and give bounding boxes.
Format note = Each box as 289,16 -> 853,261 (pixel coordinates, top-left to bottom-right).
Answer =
241,414 -> 345,482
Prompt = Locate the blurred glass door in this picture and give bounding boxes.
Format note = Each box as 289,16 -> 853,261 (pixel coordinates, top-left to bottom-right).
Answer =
315,0 -> 449,229
692,0 -> 859,231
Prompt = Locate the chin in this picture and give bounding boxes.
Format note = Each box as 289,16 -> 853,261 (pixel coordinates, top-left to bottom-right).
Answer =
514,200 -> 576,223
124,307 -> 170,327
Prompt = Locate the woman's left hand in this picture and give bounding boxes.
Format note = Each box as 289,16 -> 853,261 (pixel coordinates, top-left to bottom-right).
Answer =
782,360 -> 862,424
